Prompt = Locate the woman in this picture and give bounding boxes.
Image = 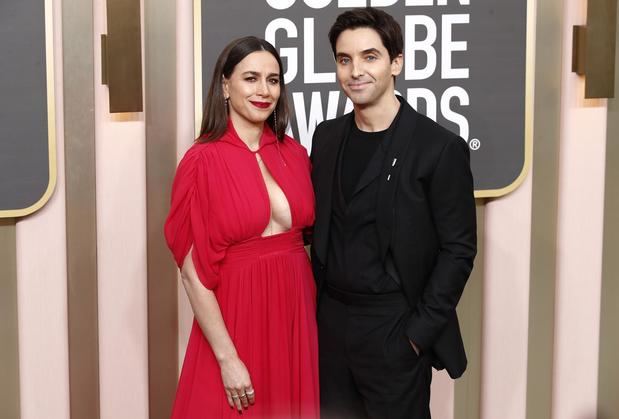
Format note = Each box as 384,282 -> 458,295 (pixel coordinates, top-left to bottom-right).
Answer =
164,37 -> 319,418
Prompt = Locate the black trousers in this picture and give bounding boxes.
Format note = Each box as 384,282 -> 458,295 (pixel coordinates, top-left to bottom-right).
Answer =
317,287 -> 432,419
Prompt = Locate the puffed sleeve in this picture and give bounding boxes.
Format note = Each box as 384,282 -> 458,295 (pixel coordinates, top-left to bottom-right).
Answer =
164,145 -> 220,289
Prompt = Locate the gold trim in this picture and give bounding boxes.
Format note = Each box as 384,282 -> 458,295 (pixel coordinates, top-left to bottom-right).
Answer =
0,219 -> 20,418
526,0 -> 562,416
0,0 -> 57,218
63,0 -> 100,416
597,3 -> 619,413
145,0 -> 179,416
454,200 -> 485,419
104,0 -> 144,112
194,0 -> 202,138
474,0 -> 535,198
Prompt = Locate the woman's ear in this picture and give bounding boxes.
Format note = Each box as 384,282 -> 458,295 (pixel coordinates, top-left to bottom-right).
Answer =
222,76 -> 229,99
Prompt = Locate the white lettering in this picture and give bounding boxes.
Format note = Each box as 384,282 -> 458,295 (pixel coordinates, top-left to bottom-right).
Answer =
407,88 -> 437,121
293,91 -> 341,151
437,0 -> 470,5
405,15 -> 437,80
406,0 -> 433,6
442,14 -> 469,79
304,0 -> 332,8
338,0 -> 366,6
266,0 -> 296,10
407,0 -> 470,4
371,0 -> 398,6
265,19 -> 299,83
304,18 -> 336,83
344,98 -> 354,114
440,86 -> 469,140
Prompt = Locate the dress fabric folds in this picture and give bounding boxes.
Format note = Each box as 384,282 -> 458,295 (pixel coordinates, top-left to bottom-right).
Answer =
164,123 -> 319,418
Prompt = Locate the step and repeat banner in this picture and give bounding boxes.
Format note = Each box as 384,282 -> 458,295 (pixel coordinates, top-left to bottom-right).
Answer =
0,0 -> 55,218
199,0 -> 532,196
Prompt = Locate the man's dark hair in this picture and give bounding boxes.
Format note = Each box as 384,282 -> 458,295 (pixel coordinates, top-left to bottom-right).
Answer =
328,7 -> 403,61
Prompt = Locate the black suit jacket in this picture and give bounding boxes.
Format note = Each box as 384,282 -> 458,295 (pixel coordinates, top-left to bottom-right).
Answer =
310,97 -> 477,379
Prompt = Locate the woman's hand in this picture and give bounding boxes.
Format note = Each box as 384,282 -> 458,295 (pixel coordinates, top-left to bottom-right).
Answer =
219,356 -> 256,412
179,250 -> 255,413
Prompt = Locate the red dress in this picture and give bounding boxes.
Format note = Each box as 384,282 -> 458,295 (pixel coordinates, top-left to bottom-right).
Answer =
164,122 -> 319,419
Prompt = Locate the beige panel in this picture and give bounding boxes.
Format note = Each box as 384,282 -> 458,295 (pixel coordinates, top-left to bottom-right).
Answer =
0,220 -> 20,419
481,173 -> 532,419
145,0 -> 179,417
431,371 -> 454,419
62,0 -> 100,417
93,0 -> 149,416
525,0 -> 564,417
598,5 -> 619,416
454,200 -> 484,419
16,1 -> 71,416
552,0 -> 607,415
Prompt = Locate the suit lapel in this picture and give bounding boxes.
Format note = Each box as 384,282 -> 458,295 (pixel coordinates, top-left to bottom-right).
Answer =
350,143 -> 385,198
313,114 -> 352,264
376,98 -> 418,260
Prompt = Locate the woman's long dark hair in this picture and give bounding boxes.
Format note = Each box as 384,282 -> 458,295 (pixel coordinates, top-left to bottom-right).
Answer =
198,36 -> 290,143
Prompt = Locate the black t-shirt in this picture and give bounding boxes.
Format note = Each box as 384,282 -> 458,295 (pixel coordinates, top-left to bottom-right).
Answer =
341,124 -> 386,203
325,109 -> 402,294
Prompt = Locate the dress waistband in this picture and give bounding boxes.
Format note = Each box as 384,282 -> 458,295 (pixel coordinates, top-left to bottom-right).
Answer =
222,230 -> 305,266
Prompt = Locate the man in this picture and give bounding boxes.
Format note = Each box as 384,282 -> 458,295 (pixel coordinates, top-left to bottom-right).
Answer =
310,8 -> 477,419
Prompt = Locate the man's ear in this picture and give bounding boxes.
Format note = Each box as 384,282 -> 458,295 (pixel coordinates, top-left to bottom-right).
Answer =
391,53 -> 403,77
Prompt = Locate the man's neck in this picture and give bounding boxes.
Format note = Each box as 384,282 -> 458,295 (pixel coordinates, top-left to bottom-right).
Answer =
353,94 -> 401,132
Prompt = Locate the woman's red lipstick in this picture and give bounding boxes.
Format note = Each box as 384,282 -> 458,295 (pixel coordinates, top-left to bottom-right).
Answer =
250,101 -> 271,109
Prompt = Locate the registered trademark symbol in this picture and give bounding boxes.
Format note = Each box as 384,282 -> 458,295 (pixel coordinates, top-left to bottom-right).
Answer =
469,138 -> 481,151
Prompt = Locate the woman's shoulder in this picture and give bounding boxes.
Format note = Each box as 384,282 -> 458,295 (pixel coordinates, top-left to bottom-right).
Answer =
175,141 -> 220,179
180,139 -> 218,162
281,135 -> 309,158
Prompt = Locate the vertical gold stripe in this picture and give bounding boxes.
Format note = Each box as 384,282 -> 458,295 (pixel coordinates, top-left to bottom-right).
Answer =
0,219 -> 20,419
454,200 -> 484,419
598,5 -> 619,416
145,1 -> 179,417
62,0 -> 100,417
526,0 -> 564,417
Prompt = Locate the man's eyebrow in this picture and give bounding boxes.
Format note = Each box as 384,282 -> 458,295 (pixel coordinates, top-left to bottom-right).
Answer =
335,48 -> 382,58
361,48 -> 382,55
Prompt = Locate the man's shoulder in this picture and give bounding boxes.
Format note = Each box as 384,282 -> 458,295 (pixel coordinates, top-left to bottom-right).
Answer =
399,103 -> 466,156
311,114 -> 351,156
315,113 -> 350,136
408,106 -> 459,143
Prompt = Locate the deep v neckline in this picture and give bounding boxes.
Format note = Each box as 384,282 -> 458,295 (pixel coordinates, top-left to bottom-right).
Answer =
254,150 -> 294,238
220,120 -> 294,237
